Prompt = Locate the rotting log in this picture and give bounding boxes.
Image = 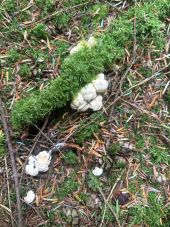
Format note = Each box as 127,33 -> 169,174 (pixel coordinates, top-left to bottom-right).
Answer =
11,0 -> 170,129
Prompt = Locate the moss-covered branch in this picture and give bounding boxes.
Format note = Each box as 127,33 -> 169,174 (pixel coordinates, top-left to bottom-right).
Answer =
11,0 -> 170,129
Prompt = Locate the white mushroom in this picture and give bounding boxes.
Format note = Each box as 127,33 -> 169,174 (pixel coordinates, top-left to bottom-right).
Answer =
70,72 -> 108,112
25,163 -> 39,176
28,155 -> 37,165
96,73 -> 105,80
71,93 -> 85,110
92,167 -> 103,176
89,95 -> 103,111
80,83 -> 96,102
77,101 -> 89,112
36,150 -> 51,172
24,190 -> 36,204
92,78 -> 108,93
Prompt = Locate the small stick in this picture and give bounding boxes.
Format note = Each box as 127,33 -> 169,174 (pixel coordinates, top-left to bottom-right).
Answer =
0,97 -> 23,227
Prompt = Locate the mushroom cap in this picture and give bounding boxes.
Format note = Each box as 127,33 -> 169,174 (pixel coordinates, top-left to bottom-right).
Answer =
92,79 -> 108,93
28,155 -> 36,165
92,167 -> 103,176
35,151 -> 51,172
25,163 -> 39,176
36,151 -> 51,166
37,164 -> 49,172
80,83 -> 97,102
89,95 -> 103,111
77,102 -> 89,112
71,93 -> 84,109
24,190 -> 36,204
96,73 -> 105,80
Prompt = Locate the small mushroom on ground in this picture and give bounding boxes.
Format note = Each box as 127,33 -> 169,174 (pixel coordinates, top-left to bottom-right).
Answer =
35,150 -> 51,172
24,190 -> 36,204
25,162 -> 39,176
92,167 -> 103,176
25,151 -> 51,176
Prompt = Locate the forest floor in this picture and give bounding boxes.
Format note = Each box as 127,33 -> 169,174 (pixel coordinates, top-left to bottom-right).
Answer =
0,0 -> 170,226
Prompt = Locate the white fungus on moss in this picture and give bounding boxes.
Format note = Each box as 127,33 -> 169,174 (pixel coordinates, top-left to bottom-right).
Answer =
92,78 -> 108,93
77,101 -> 89,112
71,73 -> 108,112
24,190 -> 36,204
70,93 -> 85,110
96,73 -> 105,80
80,83 -> 97,102
89,95 -> 103,111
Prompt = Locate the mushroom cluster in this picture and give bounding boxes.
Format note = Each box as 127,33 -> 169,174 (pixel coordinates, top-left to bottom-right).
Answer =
25,150 -> 51,176
71,73 -> 108,112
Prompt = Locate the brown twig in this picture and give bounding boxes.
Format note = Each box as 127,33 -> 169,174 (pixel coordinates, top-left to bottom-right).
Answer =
0,97 -> 23,227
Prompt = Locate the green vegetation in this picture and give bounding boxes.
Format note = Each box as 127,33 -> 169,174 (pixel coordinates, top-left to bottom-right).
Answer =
11,0 -> 170,129
1,0 -> 170,226
63,150 -> 78,165
75,112 -> 105,145
128,192 -> 168,226
56,173 -> 79,200
31,24 -> 49,40
87,172 -> 103,191
19,64 -> 31,78
107,143 -> 121,157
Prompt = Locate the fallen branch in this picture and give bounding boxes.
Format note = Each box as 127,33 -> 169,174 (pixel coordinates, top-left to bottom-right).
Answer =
0,97 -> 23,227
11,0 -> 170,129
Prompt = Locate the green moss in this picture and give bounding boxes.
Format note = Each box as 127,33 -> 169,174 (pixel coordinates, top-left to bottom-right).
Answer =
52,40 -> 70,56
78,192 -> 88,203
56,173 -> 79,200
31,24 -> 49,40
87,172 -> 103,191
53,13 -> 71,28
99,204 -> 116,223
35,0 -> 54,11
19,64 -> 31,78
164,91 -> 170,103
90,4 -> 108,25
135,134 -> 145,149
11,0 -> 170,129
8,48 -> 21,63
138,66 -> 153,77
1,0 -> 17,14
63,150 -> 78,165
